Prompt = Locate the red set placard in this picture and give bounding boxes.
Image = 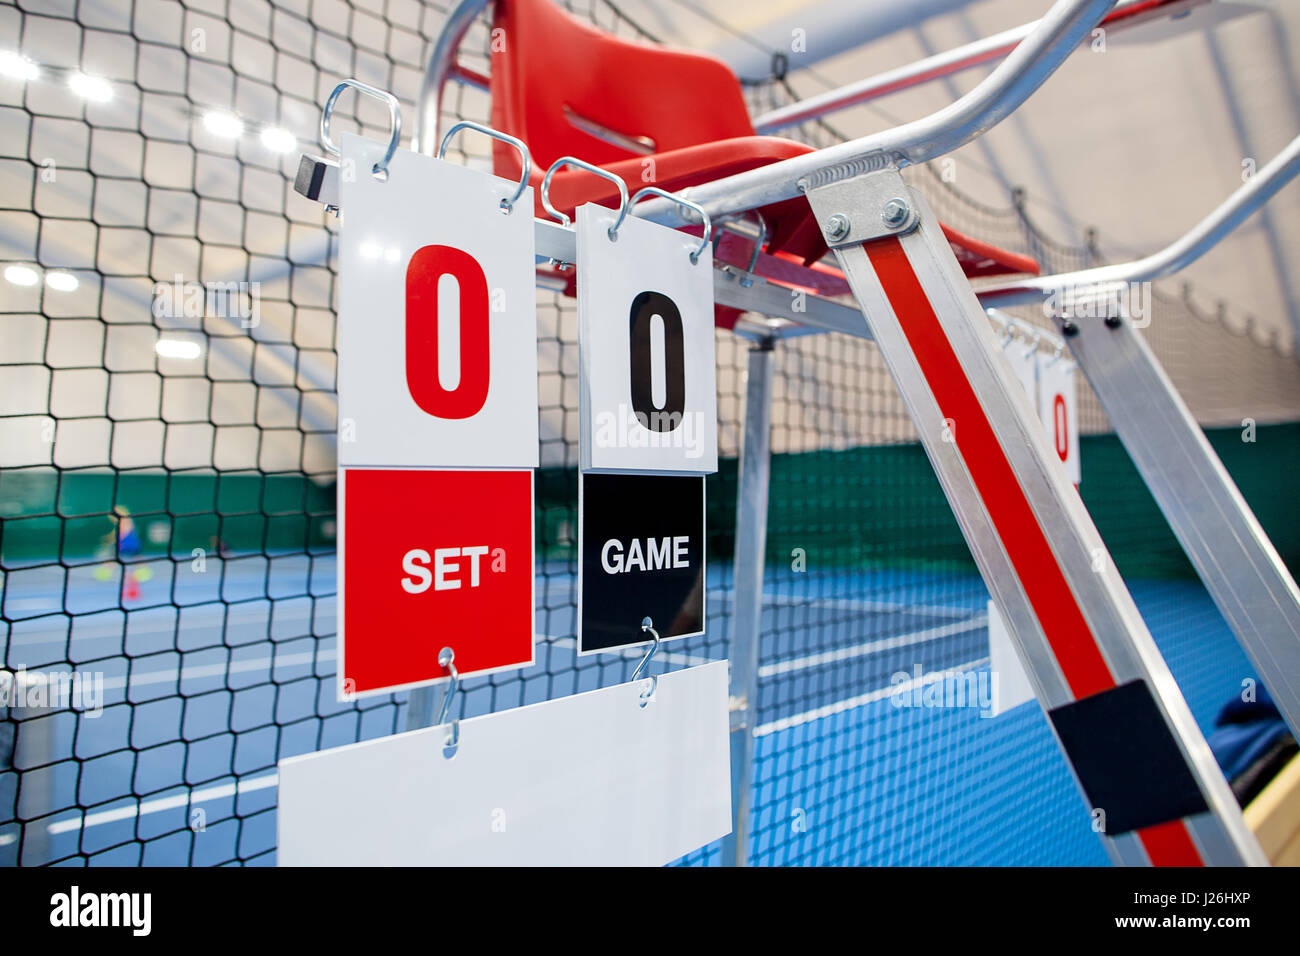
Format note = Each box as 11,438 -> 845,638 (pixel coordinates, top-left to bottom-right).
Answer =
336,136 -> 539,698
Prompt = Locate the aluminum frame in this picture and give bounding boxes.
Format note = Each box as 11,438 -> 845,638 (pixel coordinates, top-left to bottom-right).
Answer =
292,153 -> 868,334
805,171 -> 1264,866
974,134 -> 1300,740
978,134 -> 1300,310
720,342 -> 775,867
751,0 -> 1208,133
414,0 -> 490,155
631,0 -> 1118,228
1061,299 -> 1300,741
422,1 -> 1203,142
415,0 -> 1119,228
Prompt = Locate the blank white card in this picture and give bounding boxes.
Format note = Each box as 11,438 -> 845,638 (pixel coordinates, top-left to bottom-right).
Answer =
278,661 -> 731,866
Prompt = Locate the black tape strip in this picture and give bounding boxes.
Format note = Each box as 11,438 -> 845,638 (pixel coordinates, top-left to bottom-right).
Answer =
1047,679 -> 1208,835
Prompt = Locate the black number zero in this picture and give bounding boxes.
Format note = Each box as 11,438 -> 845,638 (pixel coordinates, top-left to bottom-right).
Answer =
628,290 -> 685,432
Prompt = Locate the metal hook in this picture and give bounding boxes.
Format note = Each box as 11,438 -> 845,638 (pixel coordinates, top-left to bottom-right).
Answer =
1026,328 -> 1042,360
437,120 -> 532,213
745,210 -> 769,275
321,79 -> 402,178
630,186 -> 713,264
631,616 -> 660,707
987,308 -> 1014,348
540,157 -> 629,239
435,646 -> 460,754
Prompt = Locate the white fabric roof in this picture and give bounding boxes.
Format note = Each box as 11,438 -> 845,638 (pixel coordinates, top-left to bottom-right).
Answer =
617,0 -> 1300,347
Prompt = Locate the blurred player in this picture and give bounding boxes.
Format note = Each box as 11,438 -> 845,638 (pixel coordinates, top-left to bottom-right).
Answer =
94,506 -> 152,600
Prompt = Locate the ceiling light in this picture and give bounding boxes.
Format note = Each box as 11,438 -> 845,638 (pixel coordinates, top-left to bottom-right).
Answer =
155,338 -> 203,360
203,111 -> 244,139
44,271 -> 79,292
0,51 -> 39,82
68,72 -> 113,102
260,127 -> 296,153
4,264 -> 40,286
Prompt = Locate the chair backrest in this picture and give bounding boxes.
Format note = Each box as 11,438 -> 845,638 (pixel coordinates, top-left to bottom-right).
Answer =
489,0 -> 756,179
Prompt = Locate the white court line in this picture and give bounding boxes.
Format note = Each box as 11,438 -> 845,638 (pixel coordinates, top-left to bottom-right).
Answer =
102,649 -> 335,692
754,657 -> 990,737
38,637 -> 708,836
758,615 -> 987,678
707,588 -> 975,620
6,585 -> 968,649
758,592 -> 976,619
3,606 -> 319,648
47,773 -> 279,835
15,650 -> 339,696
20,609 -> 973,700
36,658 -> 990,833
47,633 -> 608,696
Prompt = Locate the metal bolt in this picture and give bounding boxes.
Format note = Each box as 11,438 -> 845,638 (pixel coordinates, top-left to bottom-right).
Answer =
1061,319 -> 1079,337
881,198 -> 910,228
825,214 -> 850,240
1104,314 -> 1122,329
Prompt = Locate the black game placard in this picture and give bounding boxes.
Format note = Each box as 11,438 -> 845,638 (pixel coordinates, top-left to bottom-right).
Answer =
578,473 -> 705,653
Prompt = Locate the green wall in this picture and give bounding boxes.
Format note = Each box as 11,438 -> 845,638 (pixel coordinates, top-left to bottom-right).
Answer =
2,423 -> 1296,583
0,471 -> 335,565
1082,421 -> 1300,579
750,422 -> 1300,580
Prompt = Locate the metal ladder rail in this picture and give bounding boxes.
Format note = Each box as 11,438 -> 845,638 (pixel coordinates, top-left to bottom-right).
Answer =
802,168 -> 1264,866
978,135 -> 1300,741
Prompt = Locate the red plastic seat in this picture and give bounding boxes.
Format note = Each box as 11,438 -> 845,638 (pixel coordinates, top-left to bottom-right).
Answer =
487,0 -> 1038,325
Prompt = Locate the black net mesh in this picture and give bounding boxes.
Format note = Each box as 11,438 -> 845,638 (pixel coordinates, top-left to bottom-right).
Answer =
2,0 -> 1297,867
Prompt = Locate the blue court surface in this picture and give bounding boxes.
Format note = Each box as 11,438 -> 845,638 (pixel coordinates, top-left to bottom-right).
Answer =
0,556 -> 1255,866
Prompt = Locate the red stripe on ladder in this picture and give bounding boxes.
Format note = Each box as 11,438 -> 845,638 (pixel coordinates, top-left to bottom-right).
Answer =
867,237 -> 1111,697
864,236 -> 1203,867
1136,819 -> 1205,867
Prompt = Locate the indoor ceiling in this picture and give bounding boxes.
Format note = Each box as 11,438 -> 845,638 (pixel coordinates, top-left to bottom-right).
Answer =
611,0 -> 1300,349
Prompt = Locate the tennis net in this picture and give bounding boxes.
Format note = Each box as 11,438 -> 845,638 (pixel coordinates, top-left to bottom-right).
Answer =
2,0 -> 1297,866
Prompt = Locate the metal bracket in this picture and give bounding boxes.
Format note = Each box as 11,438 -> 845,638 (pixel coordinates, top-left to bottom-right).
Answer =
290,150 -> 870,332
801,165 -> 919,247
